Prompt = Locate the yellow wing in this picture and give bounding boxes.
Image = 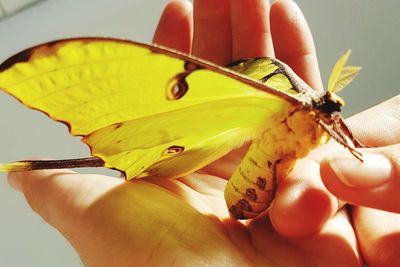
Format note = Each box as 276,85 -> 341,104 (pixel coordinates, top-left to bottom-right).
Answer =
0,38 -> 299,178
327,50 -> 362,93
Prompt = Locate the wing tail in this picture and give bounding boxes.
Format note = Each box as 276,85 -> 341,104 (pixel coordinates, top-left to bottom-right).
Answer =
0,157 -> 104,173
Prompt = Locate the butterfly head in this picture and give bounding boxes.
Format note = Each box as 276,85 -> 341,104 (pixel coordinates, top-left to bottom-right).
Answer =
317,91 -> 345,115
316,91 -> 364,161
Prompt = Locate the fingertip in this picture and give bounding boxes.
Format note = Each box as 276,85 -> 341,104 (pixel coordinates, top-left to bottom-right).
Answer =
269,159 -> 338,237
7,171 -> 23,192
231,0 -> 273,60
321,149 -> 400,213
192,0 -> 232,64
153,0 -> 193,53
322,152 -> 393,189
270,0 -> 323,91
270,0 -> 306,54
270,182 -> 335,237
8,169 -> 76,195
16,169 -> 75,203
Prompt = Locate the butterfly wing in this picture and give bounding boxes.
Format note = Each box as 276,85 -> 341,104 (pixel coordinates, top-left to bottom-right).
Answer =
0,38 -> 298,179
84,95 -> 291,178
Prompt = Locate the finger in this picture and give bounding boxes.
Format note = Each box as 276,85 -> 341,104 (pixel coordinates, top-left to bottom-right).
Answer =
353,207 -> 400,267
230,0 -> 274,60
270,0 -> 323,91
290,209 -> 361,266
7,169 -> 123,232
152,0 -> 193,53
192,0 -> 232,65
321,144 -> 400,213
346,95 -> 400,147
269,158 -> 339,237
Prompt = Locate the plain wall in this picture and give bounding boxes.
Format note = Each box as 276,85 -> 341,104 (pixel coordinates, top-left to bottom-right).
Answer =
0,1 -> 398,266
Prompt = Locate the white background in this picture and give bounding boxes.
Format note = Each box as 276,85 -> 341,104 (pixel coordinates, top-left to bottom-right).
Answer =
0,0 -> 398,266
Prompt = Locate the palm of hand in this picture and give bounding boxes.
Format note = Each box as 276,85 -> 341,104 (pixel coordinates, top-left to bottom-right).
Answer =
66,158 -> 357,267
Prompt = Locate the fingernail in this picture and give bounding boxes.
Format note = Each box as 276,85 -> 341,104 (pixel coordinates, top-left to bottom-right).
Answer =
8,172 -> 23,192
328,152 -> 393,188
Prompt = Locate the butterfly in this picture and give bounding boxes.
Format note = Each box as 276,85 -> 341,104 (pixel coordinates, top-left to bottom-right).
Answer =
0,38 -> 361,219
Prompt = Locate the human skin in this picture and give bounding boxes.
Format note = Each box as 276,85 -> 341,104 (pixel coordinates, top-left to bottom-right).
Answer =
7,0 -> 400,266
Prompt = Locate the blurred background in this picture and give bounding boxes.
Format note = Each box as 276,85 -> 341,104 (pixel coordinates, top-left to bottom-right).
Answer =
0,0 -> 398,266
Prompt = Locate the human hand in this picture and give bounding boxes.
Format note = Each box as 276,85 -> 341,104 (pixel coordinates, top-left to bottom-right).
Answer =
320,96 -> 400,213
319,95 -> 400,267
6,0 -> 367,266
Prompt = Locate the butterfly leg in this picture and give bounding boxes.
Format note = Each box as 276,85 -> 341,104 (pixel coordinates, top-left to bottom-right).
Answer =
337,115 -> 366,148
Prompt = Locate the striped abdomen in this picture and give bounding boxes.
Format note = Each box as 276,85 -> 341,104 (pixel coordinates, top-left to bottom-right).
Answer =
225,110 -> 328,219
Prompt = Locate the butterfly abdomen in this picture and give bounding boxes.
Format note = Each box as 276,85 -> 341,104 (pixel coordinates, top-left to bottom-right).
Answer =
224,110 -> 328,219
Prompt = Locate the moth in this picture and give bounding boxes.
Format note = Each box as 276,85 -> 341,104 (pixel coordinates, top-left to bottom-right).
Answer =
0,38 -> 361,219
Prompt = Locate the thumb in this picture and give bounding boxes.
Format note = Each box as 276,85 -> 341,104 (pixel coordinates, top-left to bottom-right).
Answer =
320,144 -> 400,213
7,169 -> 123,232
